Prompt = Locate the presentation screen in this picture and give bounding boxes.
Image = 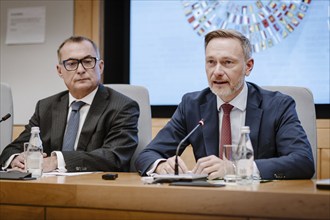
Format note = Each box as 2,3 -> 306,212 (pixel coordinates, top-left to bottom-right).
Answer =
130,0 -> 329,106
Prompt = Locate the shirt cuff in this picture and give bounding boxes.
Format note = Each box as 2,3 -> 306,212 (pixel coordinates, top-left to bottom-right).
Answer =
52,151 -> 67,173
146,158 -> 166,176
2,153 -> 20,170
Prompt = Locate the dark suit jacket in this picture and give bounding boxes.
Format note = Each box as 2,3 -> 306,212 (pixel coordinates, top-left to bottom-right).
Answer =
135,82 -> 315,179
0,84 -> 139,172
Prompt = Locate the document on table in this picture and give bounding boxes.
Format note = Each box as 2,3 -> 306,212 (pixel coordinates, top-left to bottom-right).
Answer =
42,171 -> 97,177
150,173 -> 208,183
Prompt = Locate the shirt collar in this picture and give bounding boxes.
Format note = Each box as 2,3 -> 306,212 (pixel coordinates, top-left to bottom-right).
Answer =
216,82 -> 248,112
68,86 -> 98,107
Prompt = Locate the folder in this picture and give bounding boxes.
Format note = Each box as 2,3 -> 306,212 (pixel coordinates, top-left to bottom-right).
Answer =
0,171 -> 35,180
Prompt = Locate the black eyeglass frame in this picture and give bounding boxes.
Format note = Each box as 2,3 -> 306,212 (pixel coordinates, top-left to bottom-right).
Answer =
61,57 -> 100,71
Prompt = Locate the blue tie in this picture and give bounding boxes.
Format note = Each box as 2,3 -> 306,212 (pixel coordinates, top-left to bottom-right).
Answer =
62,101 -> 85,151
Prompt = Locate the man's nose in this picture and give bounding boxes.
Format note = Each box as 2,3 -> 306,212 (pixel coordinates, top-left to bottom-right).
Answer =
214,64 -> 224,75
76,62 -> 86,73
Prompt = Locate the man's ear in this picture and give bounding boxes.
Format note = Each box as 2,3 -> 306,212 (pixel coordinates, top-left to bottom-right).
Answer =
245,58 -> 254,76
98,59 -> 104,75
56,65 -> 63,78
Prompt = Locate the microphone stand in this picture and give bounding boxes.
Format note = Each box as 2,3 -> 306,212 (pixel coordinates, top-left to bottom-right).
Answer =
174,119 -> 204,175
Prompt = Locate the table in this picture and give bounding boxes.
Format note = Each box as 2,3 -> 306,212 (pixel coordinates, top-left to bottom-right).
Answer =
0,173 -> 329,220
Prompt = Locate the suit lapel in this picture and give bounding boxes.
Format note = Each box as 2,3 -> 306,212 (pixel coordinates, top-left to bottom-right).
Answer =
51,94 -> 69,150
77,85 -> 109,151
245,83 -> 263,152
200,92 -> 219,156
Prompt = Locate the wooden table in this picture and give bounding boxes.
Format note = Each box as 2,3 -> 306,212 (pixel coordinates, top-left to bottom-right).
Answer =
0,173 -> 329,220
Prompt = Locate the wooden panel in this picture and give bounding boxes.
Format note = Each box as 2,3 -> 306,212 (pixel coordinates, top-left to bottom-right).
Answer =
92,0 -> 101,47
74,0 -> 93,38
317,119 -> 330,128
317,149 -> 321,179
316,119 -> 330,179
317,128 -> 330,149
0,205 -> 44,220
319,148 -> 330,179
74,0 -> 101,46
47,207 -> 243,220
73,178 -> 329,219
1,174 -> 329,219
316,120 -> 329,149
0,181 -> 77,206
152,118 -> 170,138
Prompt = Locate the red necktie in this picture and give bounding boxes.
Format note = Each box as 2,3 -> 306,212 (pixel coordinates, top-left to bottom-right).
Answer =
220,103 -> 233,159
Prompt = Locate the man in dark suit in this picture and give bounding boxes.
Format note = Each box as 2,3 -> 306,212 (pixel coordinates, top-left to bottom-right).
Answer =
0,36 -> 139,172
135,29 -> 314,180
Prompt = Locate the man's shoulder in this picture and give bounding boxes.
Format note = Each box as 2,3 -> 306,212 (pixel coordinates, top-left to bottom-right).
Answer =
38,90 -> 69,103
181,87 -> 213,102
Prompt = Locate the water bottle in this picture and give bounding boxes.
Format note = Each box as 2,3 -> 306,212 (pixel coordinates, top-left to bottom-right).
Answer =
26,127 -> 43,178
236,126 -> 254,185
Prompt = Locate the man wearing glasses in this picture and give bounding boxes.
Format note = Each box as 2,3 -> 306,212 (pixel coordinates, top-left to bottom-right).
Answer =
0,36 -> 140,173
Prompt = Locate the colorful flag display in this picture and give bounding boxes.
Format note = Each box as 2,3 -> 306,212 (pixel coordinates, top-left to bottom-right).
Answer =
181,0 -> 312,53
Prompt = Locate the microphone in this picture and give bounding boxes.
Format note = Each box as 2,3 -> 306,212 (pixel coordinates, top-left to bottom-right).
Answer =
0,113 -> 11,123
175,119 -> 204,175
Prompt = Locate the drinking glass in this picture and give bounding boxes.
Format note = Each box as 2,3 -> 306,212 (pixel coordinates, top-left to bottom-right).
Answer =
223,144 -> 239,183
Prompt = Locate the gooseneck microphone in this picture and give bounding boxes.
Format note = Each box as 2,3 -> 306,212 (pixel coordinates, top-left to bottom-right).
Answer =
174,119 -> 204,175
0,113 -> 11,123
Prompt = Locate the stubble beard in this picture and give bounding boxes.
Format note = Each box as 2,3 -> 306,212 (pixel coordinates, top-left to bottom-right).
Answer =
210,75 -> 245,101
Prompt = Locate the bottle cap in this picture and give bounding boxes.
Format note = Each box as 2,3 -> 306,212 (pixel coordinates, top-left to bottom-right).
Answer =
31,127 -> 40,133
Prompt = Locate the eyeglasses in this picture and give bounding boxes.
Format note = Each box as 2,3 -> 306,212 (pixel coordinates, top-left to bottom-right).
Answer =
61,57 -> 99,71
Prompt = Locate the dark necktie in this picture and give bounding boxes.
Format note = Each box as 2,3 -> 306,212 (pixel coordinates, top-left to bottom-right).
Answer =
219,103 -> 234,159
62,101 -> 85,151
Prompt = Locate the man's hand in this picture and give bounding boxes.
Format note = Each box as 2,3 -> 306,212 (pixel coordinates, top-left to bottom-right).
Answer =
155,155 -> 189,175
43,155 -> 58,172
192,155 -> 231,180
10,153 -> 25,171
